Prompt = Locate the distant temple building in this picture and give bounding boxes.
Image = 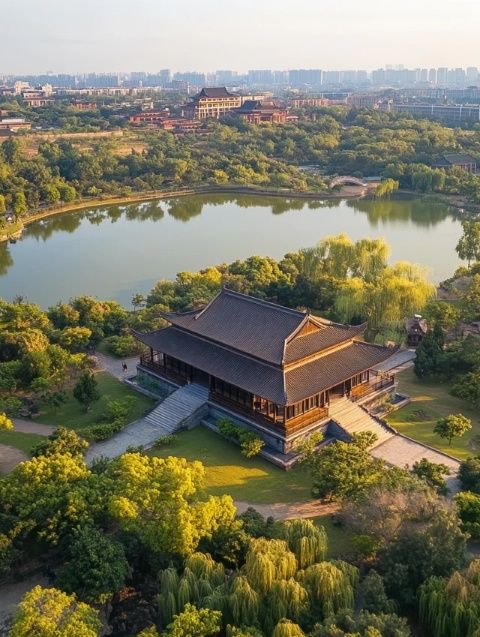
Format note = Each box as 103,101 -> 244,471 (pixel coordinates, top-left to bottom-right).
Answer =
182,87 -> 242,120
405,315 -> 428,347
134,289 -> 396,464
235,100 -> 288,124
434,153 -> 478,174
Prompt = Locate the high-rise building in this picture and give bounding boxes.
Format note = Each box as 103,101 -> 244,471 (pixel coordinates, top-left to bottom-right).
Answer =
289,69 -> 322,86
247,70 -> 274,85
436,68 -> 448,86
428,68 -> 437,84
466,67 -> 479,85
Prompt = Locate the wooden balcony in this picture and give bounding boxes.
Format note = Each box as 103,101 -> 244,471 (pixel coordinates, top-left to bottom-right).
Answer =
211,393 -> 329,437
350,376 -> 395,402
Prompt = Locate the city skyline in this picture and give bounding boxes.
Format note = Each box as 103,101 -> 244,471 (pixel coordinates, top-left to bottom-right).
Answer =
1,0 -> 479,74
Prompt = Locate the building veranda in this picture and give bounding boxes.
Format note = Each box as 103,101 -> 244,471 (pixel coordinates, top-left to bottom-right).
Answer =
134,289 -> 396,464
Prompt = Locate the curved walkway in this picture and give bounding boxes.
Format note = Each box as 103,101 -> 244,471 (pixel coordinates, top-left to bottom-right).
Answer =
234,499 -> 339,520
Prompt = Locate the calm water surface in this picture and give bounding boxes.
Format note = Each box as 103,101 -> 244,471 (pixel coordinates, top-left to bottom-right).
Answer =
0,194 -> 464,307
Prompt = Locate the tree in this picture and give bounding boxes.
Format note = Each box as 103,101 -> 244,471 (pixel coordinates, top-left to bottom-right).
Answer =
0,452 -> 106,545
459,455 -> 480,493
58,326 -> 92,352
31,426 -> 89,458
73,371 -> 100,411
57,526 -> 129,602
311,609 -> 411,637
12,191 -> 28,218
131,293 -> 145,312
456,220 -> 480,266
412,458 -> 450,495
0,412 -> 14,430
10,585 -> 101,637
456,491 -> 480,539
303,432 -> 387,501
451,372 -> 480,408
108,454 -> 236,556
463,274 -> 480,321
433,413 -> 472,446
359,570 -> 396,614
374,178 -> 399,199
0,193 -> 6,214
419,561 -> 480,637
272,619 -> 305,637
164,603 -> 221,637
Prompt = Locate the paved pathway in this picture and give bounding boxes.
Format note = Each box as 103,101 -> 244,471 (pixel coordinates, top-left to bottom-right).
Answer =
93,351 -> 138,380
373,348 -> 416,374
11,419 -> 54,435
371,434 -> 460,492
234,499 -> 340,520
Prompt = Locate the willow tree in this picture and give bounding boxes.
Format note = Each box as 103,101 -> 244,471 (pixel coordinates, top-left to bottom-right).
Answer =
335,261 -> 435,338
264,578 -> 309,634
244,539 -> 297,594
229,576 -> 259,627
301,562 -> 355,620
283,519 -> 327,569
419,560 -> 480,637
272,619 -> 305,637
158,553 -> 227,624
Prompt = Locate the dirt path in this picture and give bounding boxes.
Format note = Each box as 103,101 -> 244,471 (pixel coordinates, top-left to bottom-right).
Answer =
11,419 -> 54,435
234,499 -> 340,520
0,445 -> 28,475
0,575 -> 48,615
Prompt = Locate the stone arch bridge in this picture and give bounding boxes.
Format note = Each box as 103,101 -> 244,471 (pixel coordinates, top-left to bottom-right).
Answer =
329,176 -> 369,188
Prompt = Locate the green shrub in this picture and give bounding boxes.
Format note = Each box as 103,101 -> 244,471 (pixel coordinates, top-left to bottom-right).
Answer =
81,419 -> 124,441
217,418 -> 264,458
103,334 -> 141,358
154,434 -> 178,448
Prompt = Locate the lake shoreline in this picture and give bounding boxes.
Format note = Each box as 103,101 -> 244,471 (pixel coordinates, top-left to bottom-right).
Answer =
0,183 -> 365,243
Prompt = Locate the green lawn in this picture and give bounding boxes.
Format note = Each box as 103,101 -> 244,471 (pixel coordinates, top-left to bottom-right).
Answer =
35,373 -> 154,431
387,367 -> 480,460
150,425 -> 313,504
0,430 -> 46,454
311,514 -> 354,559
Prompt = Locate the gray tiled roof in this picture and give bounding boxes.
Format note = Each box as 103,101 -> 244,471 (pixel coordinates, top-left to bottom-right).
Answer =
135,327 -> 394,405
284,323 -> 366,363
285,341 -> 395,403
136,326 -> 286,404
161,289 -> 306,365
443,153 -> 477,165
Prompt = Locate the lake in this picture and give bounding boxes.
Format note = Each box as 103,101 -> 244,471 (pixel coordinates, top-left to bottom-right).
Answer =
0,193 -> 464,308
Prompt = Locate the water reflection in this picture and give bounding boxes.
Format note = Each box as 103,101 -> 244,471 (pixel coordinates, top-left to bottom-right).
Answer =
0,194 -> 462,303
346,197 -> 455,228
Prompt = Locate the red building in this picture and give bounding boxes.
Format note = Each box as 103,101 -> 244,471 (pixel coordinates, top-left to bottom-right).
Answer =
235,100 -> 288,124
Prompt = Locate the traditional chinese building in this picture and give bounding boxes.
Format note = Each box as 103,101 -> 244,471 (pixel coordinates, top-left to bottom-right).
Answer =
182,87 -> 242,120
134,289 -> 396,462
235,100 -> 288,124
405,315 -> 428,347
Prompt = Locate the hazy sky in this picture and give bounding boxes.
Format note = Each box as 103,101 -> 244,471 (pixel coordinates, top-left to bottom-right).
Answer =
1,0 -> 479,74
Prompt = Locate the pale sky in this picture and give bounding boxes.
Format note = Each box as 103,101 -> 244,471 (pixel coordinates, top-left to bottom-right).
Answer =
1,0 -> 479,74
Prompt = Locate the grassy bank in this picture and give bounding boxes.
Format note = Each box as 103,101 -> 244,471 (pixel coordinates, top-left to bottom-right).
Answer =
387,367 -> 480,459
35,372 -> 154,432
0,430 -> 46,455
149,425 -> 313,504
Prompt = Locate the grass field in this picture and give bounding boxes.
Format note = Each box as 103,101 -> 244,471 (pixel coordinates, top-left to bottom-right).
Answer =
150,425 -> 313,504
0,430 -> 46,454
35,372 -> 154,431
387,367 -> 480,460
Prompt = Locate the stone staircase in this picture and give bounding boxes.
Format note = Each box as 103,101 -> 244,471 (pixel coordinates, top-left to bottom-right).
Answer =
144,383 -> 209,433
86,383 -> 209,462
328,398 -> 394,448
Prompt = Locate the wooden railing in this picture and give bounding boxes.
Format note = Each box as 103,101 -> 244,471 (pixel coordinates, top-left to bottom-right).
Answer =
139,355 -> 187,386
350,376 -> 395,401
211,393 -> 329,437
